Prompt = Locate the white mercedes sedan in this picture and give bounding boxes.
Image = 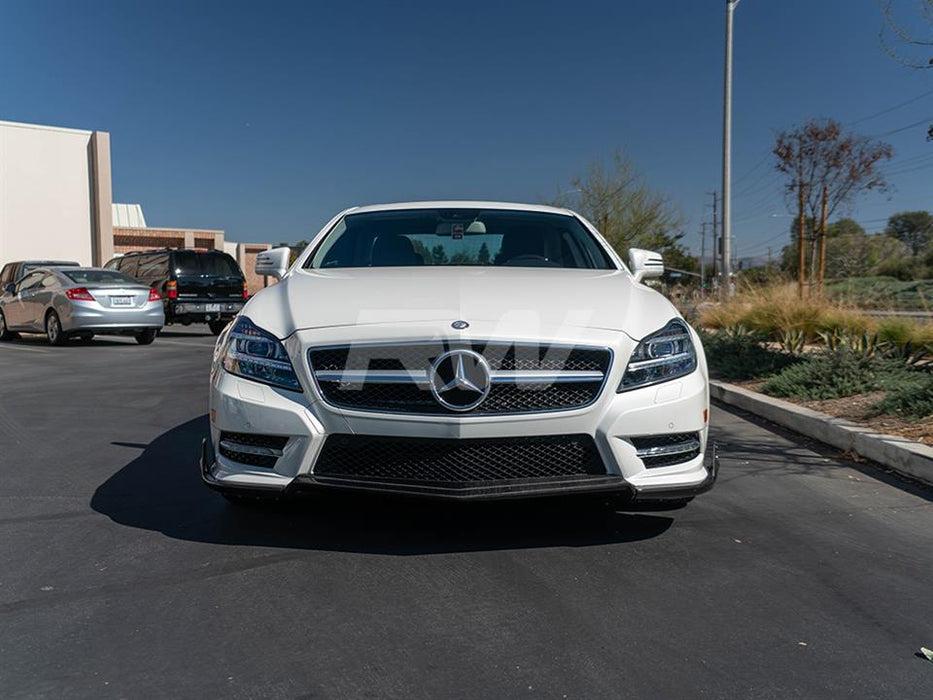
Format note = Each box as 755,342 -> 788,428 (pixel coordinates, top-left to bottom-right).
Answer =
202,202 -> 716,506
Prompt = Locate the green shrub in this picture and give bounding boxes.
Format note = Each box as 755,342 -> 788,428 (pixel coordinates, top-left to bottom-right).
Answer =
698,330 -> 798,381
873,371 -> 933,419
761,350 -> 880,400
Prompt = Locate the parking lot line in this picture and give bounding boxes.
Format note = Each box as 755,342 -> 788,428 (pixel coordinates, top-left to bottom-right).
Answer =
0,343 -> 50,354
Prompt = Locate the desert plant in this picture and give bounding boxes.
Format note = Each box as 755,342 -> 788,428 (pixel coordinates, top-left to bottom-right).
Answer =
778,328 -> 806,356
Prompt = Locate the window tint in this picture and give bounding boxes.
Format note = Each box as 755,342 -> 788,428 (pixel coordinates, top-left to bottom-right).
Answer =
63,270 -> 139,285
119,256 -> 139,277
307,209 -> 615,270
0,264 -> 11,285
173,251 -> 241,277
104,259 -> 121,270
137,254 -> 169,278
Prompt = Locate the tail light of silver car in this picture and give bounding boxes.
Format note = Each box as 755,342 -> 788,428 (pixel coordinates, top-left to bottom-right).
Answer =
65,287 -> 95,301
148,288 -> 162,302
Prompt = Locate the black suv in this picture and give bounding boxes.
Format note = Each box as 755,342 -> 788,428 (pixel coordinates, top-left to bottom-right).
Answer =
106,249 -> 247,335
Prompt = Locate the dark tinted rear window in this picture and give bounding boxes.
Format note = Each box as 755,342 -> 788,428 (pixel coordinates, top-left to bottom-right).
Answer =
63,270 -> 139,285
173,251 -> 242,277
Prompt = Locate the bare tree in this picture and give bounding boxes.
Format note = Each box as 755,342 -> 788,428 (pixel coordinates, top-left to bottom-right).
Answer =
773,118 -> 893,294
551,150 -> 682,255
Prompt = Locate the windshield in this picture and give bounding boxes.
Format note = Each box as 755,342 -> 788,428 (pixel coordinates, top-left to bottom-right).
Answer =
63,270 -> 139,285
173,251 -> 242,277
306,208 -> 615,270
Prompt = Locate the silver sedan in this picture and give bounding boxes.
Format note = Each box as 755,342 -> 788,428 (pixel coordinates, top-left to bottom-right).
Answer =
0,267 -> 164,345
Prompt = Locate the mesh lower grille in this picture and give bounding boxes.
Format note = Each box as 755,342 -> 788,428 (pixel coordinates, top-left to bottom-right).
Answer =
313,434 -> 607,484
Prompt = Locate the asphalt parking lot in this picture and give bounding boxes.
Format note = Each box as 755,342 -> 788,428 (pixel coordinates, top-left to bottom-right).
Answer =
1,326 -> 932,698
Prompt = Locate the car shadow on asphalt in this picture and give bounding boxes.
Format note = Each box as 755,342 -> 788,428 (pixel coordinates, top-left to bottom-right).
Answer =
90,416 -> 675,554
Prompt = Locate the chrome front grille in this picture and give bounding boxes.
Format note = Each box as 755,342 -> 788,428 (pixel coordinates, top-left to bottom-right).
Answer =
308,341 -> 612,415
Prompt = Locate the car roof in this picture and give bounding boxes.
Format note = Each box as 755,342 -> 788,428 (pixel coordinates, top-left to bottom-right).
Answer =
18,260 -> 79,265
346,201 -> 577,216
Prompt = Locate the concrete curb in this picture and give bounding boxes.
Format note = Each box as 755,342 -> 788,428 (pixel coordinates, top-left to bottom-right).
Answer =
710,380 -> 933,487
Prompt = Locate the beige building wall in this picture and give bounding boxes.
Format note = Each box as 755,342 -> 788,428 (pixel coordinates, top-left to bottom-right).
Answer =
112,227 -> 224,255
0,120 -> 112,266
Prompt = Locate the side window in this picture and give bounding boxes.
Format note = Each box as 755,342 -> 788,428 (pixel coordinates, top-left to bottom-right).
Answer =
120,256 -> 139,277
104,258 -> 120,271
41,274 -> 58,288
0,264 -> 11,286
137,253 -> 169,278
16,272 -> 43,293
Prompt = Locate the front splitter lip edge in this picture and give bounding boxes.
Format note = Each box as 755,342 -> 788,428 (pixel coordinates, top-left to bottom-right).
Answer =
200,438 -> 718,502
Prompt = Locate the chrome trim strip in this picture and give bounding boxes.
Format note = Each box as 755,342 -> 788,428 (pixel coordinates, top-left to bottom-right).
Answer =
219,440 -> 284,458
625,351 -> 694,371
635,439 -> 701,458
314,369 -> 606,385
488,370 -> 604,384
315,370 -> 430,385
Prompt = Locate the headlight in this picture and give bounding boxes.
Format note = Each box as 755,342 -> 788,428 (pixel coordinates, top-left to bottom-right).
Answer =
221,316 -> 302,392
619,319 -> 697,392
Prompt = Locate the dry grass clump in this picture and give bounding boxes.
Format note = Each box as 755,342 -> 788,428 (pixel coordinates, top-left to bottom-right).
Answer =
699,283 -> 930,344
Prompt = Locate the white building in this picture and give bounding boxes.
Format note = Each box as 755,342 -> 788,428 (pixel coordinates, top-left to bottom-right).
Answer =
0,119 -> 113,266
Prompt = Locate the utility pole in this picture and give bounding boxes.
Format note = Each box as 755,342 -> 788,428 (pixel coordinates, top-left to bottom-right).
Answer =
818,185 -> 828,297
710,191 -> 719,285
700,222 -> 707,292
797,182 -> 807,299
721,0 -> 741,300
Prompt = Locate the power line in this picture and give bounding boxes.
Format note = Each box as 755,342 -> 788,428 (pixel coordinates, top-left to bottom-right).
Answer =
848,87 -> 933,126
873,114 -> 933,138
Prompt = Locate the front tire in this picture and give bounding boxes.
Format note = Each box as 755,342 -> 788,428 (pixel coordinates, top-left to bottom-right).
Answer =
46,310 -> 66,346
208,320 -> 228,336
135,328 -> 158,345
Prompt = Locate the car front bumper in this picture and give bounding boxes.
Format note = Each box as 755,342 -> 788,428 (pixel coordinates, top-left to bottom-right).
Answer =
202,325 -> 715,502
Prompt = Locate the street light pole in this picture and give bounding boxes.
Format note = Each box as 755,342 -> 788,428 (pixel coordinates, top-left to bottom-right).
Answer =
721,0 -> 740,300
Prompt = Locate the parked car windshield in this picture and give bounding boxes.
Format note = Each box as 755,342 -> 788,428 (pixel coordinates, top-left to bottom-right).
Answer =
307,208 -> 615,270
63,270 -> 139,285
173,251 -> 242,277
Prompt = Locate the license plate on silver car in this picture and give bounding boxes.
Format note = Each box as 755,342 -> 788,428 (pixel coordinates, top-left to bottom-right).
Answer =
206,303 -> 220,312
111,297 -> 133,307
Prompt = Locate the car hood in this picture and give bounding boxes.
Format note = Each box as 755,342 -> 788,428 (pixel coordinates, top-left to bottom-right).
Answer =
243,267 -> 680,340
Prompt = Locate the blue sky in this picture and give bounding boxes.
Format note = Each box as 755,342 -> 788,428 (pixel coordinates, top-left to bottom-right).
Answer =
1,0 -> 931,258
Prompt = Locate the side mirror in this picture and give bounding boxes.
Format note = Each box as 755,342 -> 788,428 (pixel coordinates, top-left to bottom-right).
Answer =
3,283 -> 15,295
255,247 -> 291,281
628,248 -> 664,284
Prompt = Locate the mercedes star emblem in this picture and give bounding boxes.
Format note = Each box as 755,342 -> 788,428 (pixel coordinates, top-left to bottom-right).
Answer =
429,349 -> 491,412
